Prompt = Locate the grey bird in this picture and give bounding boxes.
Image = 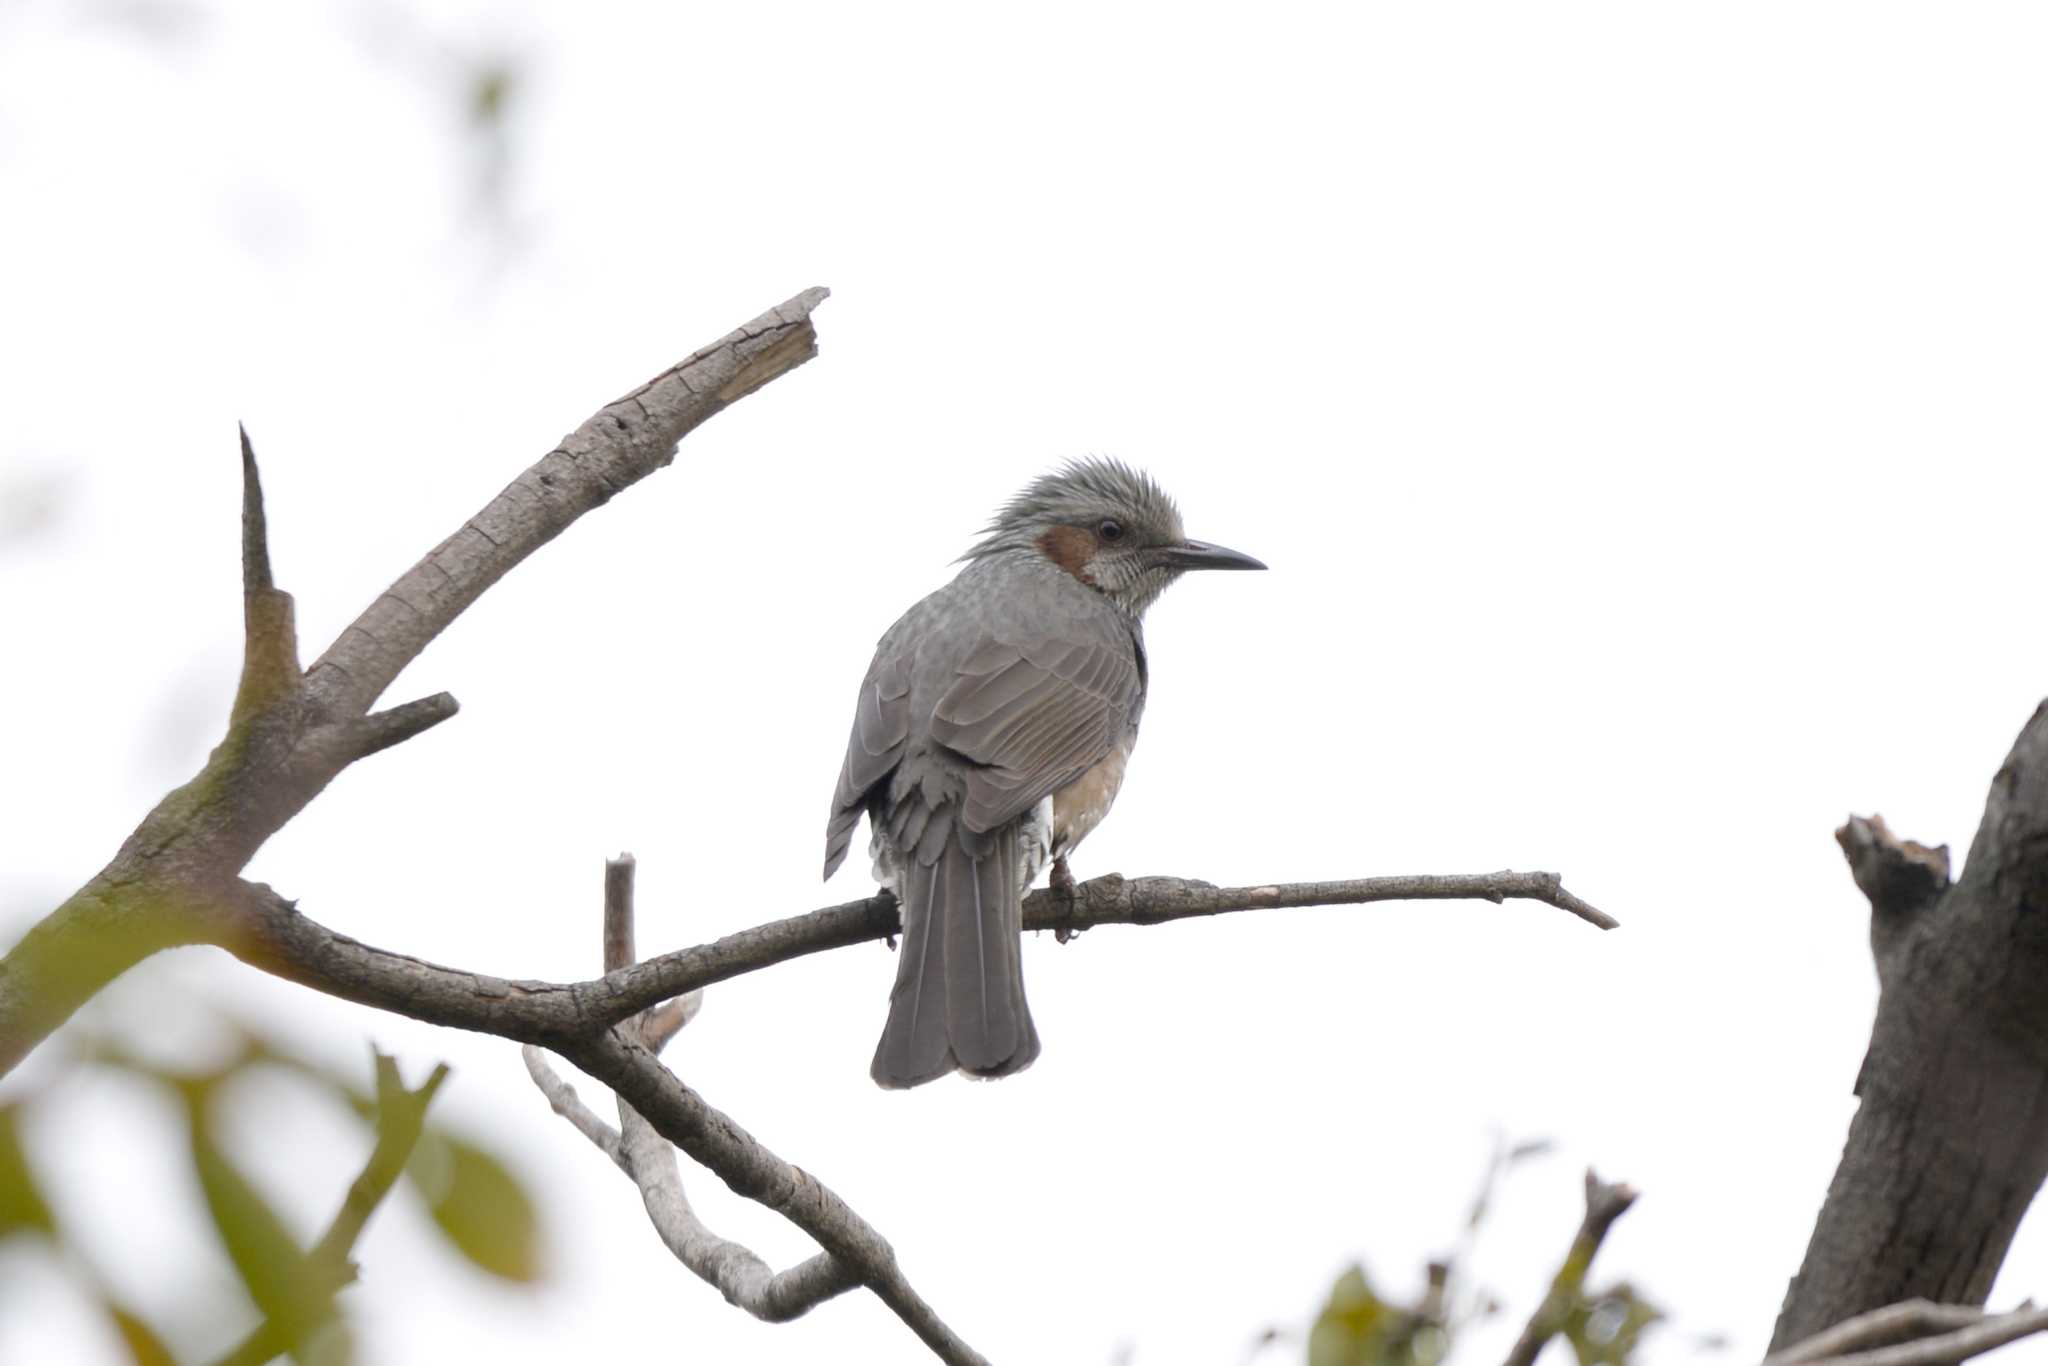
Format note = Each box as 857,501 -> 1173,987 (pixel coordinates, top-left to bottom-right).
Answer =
824,459 -> 1264,1088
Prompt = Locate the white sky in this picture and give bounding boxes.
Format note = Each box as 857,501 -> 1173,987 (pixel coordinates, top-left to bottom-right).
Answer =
4,2 -> 2047,1363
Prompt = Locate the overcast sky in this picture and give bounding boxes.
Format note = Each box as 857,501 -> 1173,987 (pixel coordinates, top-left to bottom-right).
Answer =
5,3 -> 2048,1363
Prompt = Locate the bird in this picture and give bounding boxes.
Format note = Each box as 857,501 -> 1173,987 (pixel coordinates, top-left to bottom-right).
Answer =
823,458 -> 1265,1088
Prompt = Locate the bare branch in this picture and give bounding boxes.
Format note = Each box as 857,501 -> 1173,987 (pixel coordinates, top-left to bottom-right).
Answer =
518,855 -> 962,1358
232,425 -> 301,723
519,1046 -> 625,1170
211,1051 -> 447,1366
1765,1300 -> 2046,1366
352,693 -> 460,759
0,290 -> 830,1076
639,993 -> 702,1052
1501,1169 -> 1638,1366
559,1028 -> 989,1366
238,423 -> 272,596
603,855 -> 638,975
212,869 -> 1613,1050
302,287 -> 830,721
1766,1302 -> 2048,1366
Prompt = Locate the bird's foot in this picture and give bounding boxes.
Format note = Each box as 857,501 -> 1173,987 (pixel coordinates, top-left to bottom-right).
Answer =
1051,856 -> 1081,943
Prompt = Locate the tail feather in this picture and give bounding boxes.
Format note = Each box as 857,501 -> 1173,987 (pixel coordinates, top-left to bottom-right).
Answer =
871,826 -> 1039,1088
872,859 -> 952,1088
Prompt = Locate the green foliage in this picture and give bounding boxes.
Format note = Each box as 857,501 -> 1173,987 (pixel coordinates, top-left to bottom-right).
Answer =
1299,1146 -> 1662,1366
184,1081 -> 348,1363
292,1049 -> 543,1284
0,1102 -> 56,1236
0,1010 -> 547,1364
107,1303 -> 179,1366
408,1129 -> 544,1283
1307,1265 -> 1447,1366
1561,1284 -> 1662,1366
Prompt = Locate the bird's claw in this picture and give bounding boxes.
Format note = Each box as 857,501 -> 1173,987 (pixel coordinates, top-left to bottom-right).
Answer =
1051,856 -> 1082,943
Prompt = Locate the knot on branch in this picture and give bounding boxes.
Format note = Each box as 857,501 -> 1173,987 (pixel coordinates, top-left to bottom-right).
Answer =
1837,815 -> 1951,970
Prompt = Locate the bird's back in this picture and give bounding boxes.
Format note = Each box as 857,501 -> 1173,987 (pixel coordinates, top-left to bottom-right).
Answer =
825,554 -> 1145,1086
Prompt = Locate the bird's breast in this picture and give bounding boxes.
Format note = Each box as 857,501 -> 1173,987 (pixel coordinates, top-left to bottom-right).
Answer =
1052,738 -> 1131,858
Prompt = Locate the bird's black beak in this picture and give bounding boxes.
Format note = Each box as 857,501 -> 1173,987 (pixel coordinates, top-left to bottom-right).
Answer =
1156,539 -> 1267,572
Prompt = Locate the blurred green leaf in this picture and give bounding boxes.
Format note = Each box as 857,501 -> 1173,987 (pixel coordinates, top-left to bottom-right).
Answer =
1563,1283 -> 1661,1366
251,1038 -> 544,1284
470,64 -> 515,127
105,1301 -> 177,1366
1308,1263 -> 1446,1366
0,1102 -> 56,1236
185,1090 -> 344,1363
408,1130 -> 544,1283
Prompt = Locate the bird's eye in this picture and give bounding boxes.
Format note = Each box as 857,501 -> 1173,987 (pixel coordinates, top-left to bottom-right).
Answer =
1097,519 -> 1125,542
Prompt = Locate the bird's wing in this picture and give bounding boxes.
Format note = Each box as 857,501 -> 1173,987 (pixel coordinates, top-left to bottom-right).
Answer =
823,645 -> 913,879
928,627 -> 1140,836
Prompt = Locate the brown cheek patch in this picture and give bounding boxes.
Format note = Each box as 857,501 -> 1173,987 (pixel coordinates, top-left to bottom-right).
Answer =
1036,526 -> 1097,584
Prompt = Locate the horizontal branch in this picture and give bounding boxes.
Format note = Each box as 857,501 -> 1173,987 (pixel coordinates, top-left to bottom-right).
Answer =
215,868 -> 1613,1048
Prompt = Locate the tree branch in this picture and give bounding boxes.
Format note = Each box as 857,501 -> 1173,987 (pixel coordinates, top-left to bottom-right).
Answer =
211,869 -> 1613,1052
1765,1300 -> 2048,1366
515,855 -> 974,1359
1501,1169 -> 1637,1366
301,287 -> 830,721
1766,1302 -> 2048,1366
0,288 -> 830,1076
1773,700 -> 2048,1348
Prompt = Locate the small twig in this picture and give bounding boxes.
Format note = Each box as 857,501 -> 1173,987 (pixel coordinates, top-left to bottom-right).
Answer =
520,857 -> 936,1351
1501,1169 -> 1638,1366
603,854 -> 638,976
1764,1301 -> 2048,1366
231,425 -> 301,723
210,1052 -> 447,1366
639,994 -> 702,1052
520,1046 -> 625,1170
353,693 -> 460,759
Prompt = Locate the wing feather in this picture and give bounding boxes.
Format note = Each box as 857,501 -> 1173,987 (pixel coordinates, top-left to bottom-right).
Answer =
929,628 -> 1139,834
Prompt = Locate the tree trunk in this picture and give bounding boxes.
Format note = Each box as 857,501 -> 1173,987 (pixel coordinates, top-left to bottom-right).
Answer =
1772,701 -> 2048,1348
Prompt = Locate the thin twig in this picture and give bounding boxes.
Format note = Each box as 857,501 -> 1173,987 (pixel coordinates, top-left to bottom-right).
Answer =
1501,1169 -> 1638,1366
519,858 -> 908,1343
520,1046 -> 625,1170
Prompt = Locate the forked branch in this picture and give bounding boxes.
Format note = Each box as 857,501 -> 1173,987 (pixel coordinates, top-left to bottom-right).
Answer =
522,857 -> 866,1328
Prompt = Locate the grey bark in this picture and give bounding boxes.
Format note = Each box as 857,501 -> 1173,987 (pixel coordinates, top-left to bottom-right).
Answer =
0,288 -> 830,1076
1771,704 -> 2048,1348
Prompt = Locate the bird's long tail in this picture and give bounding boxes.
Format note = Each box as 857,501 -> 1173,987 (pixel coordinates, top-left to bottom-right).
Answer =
871,824 -> 1039,1089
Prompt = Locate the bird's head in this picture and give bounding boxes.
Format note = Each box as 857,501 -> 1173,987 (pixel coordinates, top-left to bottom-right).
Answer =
965,458 -> 1265,616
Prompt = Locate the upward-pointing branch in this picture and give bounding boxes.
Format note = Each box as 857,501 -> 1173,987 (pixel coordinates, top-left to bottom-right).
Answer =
0,288 -> 833,1077
302,287 -> 830,721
